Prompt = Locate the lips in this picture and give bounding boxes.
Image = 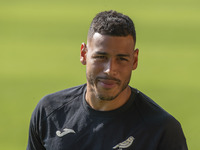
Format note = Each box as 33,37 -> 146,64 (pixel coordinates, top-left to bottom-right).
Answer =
98,78 -> 119,89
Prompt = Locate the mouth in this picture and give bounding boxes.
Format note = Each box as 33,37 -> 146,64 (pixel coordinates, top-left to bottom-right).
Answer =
97,77 -> 120,89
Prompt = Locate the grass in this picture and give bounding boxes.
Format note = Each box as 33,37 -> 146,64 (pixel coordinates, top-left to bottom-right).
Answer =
0,0 -> 200,149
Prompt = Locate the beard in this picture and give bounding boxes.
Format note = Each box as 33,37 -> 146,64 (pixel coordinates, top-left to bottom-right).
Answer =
86,72 -> 131,101
96,83 -> 128,101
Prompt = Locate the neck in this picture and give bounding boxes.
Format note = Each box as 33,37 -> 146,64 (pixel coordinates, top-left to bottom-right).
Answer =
85,86 -> 131,111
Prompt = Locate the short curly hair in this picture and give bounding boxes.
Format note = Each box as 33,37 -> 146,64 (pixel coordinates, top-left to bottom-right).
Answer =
88,10 -> 136,43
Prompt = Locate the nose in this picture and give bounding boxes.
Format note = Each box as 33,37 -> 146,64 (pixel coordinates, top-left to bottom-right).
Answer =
104,58 -> 117,76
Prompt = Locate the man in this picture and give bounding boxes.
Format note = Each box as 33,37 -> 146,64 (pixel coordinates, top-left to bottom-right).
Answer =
27,10 -> 188,150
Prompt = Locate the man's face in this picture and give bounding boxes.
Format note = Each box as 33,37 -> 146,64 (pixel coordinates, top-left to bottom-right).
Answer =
82,33 -> 138,101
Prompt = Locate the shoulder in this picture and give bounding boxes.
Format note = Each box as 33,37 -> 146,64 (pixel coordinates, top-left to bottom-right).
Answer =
131,88 -> 179,126
40,84 -> 86,106
32,84 -> 86,121
131,88 -> 188,149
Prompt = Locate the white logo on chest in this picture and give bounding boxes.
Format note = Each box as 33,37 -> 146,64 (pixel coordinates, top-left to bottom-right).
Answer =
56,128 -> 76,137
113,136 -> 135,150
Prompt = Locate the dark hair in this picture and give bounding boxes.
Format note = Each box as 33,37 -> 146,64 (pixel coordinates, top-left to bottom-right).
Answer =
88,10 -> 136,43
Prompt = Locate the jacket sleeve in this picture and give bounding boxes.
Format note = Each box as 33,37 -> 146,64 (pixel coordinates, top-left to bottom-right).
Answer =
26,101 -> 46,150
27,121 -> 46,150
158,117 -> 188,150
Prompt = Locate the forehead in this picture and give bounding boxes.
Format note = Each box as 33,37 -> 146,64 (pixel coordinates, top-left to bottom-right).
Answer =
87,33 -> 135,54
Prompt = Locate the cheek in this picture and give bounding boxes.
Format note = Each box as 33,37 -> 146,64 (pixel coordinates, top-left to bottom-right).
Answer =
120,66 -> 133,79
86,61 -> 102,77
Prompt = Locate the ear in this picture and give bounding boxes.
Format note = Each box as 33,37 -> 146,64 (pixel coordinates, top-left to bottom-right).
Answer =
80,43 -> 87,65
132,48 -> 139,70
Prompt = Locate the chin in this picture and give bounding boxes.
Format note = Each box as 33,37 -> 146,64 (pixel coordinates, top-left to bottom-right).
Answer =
96,92 -> 119,101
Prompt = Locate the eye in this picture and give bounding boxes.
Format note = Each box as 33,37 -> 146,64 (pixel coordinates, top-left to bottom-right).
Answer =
119,57 -> 128,61
95,55 -> 106,59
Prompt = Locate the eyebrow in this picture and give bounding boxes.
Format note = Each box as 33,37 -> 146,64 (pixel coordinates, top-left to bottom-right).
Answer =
95,51 -> 108,55
95,51 -> 130,57
117,54 -> 130,57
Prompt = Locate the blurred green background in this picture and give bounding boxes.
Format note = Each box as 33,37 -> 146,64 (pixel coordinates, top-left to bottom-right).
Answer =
0,0 -> 199,149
